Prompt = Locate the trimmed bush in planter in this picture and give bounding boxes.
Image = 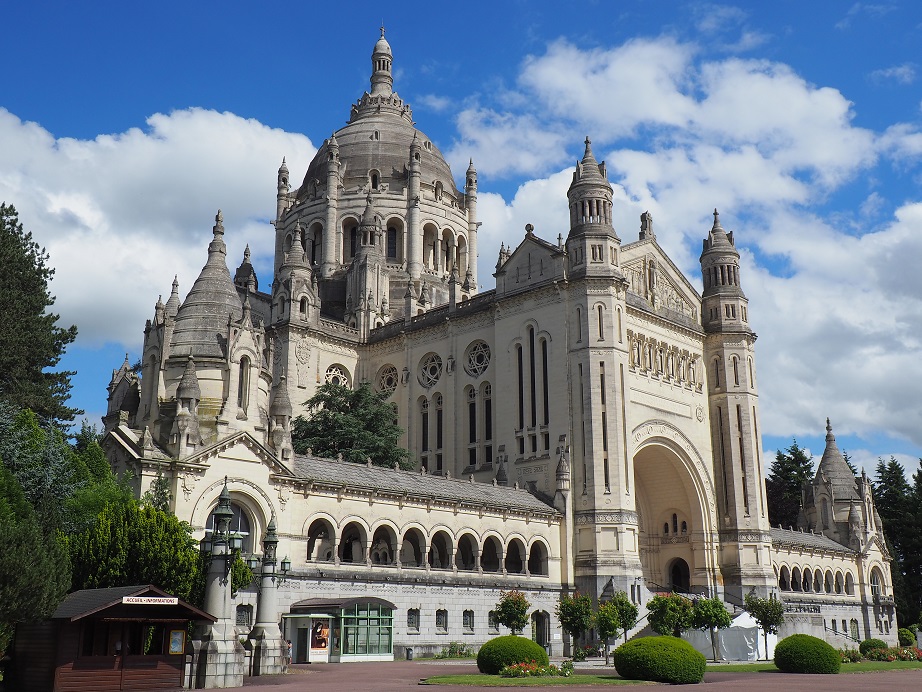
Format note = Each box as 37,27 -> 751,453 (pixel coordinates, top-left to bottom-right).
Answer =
859,637 -> 887,656
612,636 -> 705,685
774,634 -> 840,674
476,635 -> 549,675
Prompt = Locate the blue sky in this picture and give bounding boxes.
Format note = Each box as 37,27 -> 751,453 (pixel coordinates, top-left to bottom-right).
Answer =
2,1 -> 921,478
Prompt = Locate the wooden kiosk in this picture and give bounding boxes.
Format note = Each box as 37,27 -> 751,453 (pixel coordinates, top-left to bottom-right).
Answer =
12,584 -> 215,691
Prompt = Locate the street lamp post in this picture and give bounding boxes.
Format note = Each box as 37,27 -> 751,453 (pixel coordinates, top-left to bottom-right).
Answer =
249,515 -> 287,675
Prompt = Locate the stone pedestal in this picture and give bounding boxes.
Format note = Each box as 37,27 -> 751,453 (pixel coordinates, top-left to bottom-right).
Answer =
247,624 -> 287,676
191,621 -> 245,689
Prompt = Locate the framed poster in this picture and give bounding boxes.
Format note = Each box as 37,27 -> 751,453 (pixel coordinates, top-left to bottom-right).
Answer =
169,629 -> 185,655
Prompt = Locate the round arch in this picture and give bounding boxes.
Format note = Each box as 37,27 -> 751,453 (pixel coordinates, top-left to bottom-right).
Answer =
632,424 -> 719,593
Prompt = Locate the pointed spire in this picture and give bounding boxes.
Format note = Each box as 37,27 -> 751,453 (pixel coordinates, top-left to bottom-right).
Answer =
815,418 -> 859,500
165,275 -> 180,318
279,157 -> 288,174
177,355 -> 201,401
270,375 -> 293,417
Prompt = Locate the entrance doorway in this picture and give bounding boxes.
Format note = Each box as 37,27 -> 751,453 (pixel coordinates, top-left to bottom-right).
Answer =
669,558 -> 690,592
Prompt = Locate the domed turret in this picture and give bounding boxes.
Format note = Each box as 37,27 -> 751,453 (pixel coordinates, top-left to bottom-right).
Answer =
370,26 -> 393,97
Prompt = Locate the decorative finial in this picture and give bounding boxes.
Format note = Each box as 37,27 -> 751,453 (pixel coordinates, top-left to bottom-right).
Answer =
380,23 -> 385,38
525,223 -> 534,235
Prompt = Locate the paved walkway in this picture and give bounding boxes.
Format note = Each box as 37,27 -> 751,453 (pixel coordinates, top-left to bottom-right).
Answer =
236,660 -> 922,691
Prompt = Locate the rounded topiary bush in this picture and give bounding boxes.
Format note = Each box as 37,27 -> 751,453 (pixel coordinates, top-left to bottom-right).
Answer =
612,636 -> 706,685
774,634 -> 840,674
898,627 -> 915,647
476,635 -> 549,675
859,637 -> 888,656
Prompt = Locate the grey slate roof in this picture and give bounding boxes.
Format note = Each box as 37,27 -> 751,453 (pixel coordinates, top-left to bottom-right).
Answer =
814,419 -> 860,501
771,527 -> 855,554
291,453 -> 559,515
52,584 -> 216,622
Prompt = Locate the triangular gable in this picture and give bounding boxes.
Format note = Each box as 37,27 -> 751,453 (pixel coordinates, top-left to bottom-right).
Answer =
183,430 -> 296,478
495,231 -> 566,296
620,238 -> 701,323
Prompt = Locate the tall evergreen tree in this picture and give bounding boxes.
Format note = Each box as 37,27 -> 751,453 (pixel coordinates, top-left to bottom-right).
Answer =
292,382 -> 411,469
873,457 -> 919,626
0,203 -> 80,424
765,439 -> 814,528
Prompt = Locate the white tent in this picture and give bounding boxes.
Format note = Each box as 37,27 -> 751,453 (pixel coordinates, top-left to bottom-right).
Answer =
683,611 -> 777,661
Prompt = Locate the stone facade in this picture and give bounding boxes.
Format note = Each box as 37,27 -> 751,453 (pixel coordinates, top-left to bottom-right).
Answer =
101,28 -> 896,658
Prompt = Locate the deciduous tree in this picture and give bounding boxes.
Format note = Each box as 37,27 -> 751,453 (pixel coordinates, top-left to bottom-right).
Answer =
744,593 -> 784,660
646,593 -> 693,637
691,597 -> 732,661
555,592 -> 594,649
495,589 -> 530,634
611,591 -> 638,644
595,599 -> 621,662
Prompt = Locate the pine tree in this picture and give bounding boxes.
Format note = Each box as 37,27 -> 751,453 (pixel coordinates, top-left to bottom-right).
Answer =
0,203 -> 80,424
292,382 -> 411,468
874,457 -> 919,626
765,439 -> 814,528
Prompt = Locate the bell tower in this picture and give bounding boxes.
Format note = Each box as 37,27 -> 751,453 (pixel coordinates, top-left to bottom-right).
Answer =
700,209 -> 774,599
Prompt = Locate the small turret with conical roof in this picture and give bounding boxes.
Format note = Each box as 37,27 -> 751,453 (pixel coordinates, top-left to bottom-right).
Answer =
171,355 -> 202,458
234,245 -> 258,292
276,157 -> 290,221
269,375 -> 294,461
814,418 -> 859,500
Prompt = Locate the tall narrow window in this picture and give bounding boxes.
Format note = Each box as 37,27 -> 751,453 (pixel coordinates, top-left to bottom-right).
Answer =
516,345 -> 524,430
713,358 -> 721,388
748,357 -> 755,388
387,227 -> 397,259
733,357 -> 740,386
467,388 -> 477,468
528,328 -> 537,427
435,394 -> 443,451
421,399 -> 430,452
575,308 -> 582,342
238,357 -> 251,411
598,304 -> 604,340
541,340 -> 549,425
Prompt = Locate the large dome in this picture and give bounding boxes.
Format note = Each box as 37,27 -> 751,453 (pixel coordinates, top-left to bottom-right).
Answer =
298,116 -> 458,203
296,29 -> 459,203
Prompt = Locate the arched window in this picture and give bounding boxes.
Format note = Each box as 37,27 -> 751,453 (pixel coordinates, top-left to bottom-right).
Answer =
732,356 -> 740,386
237,356 -> 251,412
870,569 -> 882,596
387,227 -> 397,259
713,358 -> 721,388
748,357 -> 755,387
575,308 -> 582,342
299,297 -> 307,317
672,513 -> 678,534
597,304 -> 604,340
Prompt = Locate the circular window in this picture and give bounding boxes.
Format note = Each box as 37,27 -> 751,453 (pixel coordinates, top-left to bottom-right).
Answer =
418,353 -> 443,388
377,364 -> 399,397
325,364 -> 351,387
464,340 -> 491,377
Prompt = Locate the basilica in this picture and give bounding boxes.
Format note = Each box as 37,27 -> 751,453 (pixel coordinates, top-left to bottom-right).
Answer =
102,29 -> 896,662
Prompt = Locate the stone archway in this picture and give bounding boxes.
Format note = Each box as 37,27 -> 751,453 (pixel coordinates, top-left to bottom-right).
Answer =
632,433 -> 718,595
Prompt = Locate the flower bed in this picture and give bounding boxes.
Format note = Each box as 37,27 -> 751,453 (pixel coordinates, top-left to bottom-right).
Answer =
499,660 -> 574,678
863,646 -> 922,662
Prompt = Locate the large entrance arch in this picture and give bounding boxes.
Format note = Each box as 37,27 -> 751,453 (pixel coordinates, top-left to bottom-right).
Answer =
632,431 -> 718,595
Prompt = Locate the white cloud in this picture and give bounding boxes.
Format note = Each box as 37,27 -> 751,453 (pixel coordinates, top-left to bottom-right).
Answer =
0,107 -> 315,347
416,94 -> 452,112
869,63 -> 917,85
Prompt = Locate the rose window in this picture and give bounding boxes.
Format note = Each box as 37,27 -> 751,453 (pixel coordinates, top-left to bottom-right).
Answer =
418,353 -> 443,388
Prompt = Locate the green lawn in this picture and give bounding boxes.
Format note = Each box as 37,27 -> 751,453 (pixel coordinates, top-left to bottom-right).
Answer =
424,660 -> 922,685
422,674 -> 649,686
706,660 -> 922,673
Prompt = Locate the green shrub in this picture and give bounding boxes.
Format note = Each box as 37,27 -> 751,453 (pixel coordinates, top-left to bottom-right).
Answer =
859,637 -> 888,656
612,636 -> 705,684
898,627 -> 915,647
476,635 -> 549,675
774,634 -> 840,674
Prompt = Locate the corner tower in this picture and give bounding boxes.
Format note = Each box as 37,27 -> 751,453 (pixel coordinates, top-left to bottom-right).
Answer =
699,209 -> 774,599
